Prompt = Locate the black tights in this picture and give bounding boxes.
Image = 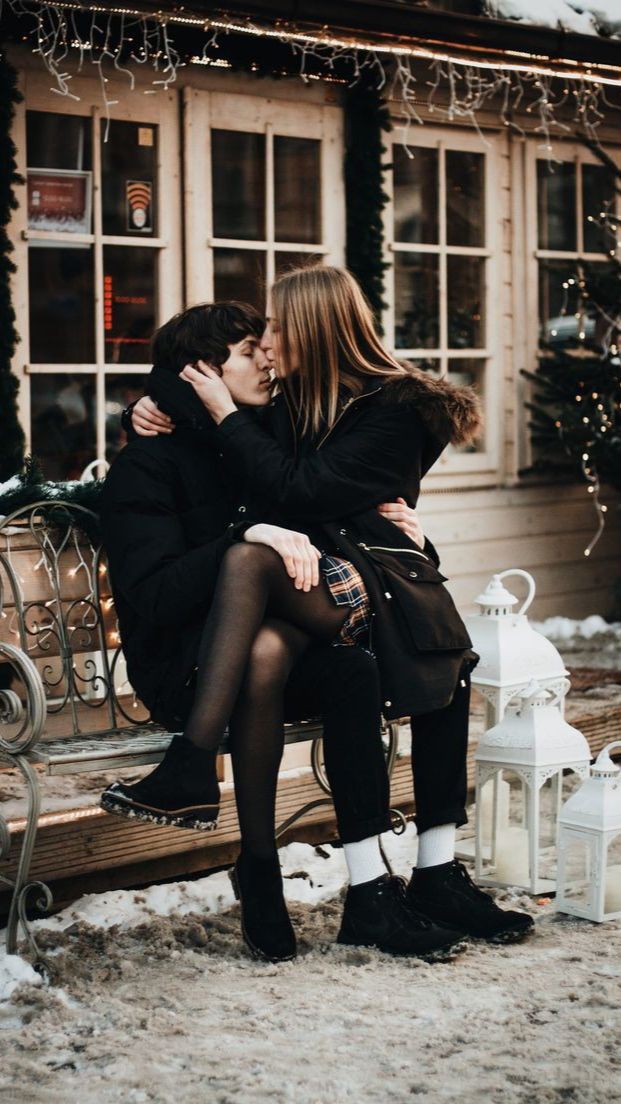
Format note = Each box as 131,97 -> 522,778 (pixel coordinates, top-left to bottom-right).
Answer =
184,543 -> 348,858
183,542 -> 347,754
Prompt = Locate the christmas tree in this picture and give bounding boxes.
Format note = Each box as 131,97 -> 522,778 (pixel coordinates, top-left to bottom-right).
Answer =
522,140 -> 621,553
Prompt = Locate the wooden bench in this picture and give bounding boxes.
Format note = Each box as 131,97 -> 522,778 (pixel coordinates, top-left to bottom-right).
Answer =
0,501 -> 401,967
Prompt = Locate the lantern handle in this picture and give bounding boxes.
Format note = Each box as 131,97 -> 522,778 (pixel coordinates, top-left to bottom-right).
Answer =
496,569 -> 536,615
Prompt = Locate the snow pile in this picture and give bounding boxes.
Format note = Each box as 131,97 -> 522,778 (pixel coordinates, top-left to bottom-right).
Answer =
534,614 -> 621,642
0,954 -> 42,1001
30,827 -> 418,937
487,0 -> 621,37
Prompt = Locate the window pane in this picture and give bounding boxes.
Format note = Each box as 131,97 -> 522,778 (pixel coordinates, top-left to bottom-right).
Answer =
27,111 -> 92,172
447,360 -> 485,452
29,247 -> 95,363
103,247 -> 157,364
538,260 -> 584,346
394,254 -> 439,349
106,374 -> 147,462
393,146 -> 438,244
582,164 -> 617,253
214,249 -> 266,311
447,255 -> 484,348
275,252 -> 322,278
537,161 -> 576,251
101,121 -> 157,237
212,131 -> 265,240
30,374 -> 95,480
446,151 -> 485,247
274,137 -> 321,244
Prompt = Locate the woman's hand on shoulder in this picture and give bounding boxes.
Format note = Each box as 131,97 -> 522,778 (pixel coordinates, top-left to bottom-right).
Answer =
243,523 -> 322,592
180,360 -> 237,424
131,395 -> 175,437
377,497 -> 424,549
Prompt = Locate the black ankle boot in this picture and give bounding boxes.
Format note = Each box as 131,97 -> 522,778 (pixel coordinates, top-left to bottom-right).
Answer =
407,860 -> 535,944
337,874 -> 468,961
230,851 -> 297,963
100,735 -> 220,830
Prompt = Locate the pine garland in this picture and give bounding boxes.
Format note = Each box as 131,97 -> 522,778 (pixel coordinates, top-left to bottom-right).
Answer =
0,45 -> 26,481
344,83 -> 391,326
0,458 -> 103,539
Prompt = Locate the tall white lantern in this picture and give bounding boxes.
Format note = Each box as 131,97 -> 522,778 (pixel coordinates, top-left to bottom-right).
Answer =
466,569 -> 568,727
475,681 -> 591,894
556,742 -> 621,923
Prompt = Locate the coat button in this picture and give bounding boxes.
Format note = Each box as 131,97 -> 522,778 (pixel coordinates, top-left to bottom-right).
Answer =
409,571 -> 417,578
238,506 -> 246,513
384,591 -> 392,600
340,528 -> 346,535
384,700 -> 392,708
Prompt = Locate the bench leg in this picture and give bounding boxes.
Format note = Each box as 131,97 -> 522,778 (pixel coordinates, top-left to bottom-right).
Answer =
275,722 -> 408,841
1,753 -> 53,966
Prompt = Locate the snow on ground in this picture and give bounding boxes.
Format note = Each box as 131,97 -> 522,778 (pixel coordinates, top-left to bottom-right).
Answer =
1,825 -> 620,1104
1,617 -> 620,1102
488,0 -> 621,37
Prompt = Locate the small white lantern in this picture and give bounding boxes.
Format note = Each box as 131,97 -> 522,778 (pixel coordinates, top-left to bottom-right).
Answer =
475,680 -> 591,894
556,742 -> 621,923
466,570 -> 568,726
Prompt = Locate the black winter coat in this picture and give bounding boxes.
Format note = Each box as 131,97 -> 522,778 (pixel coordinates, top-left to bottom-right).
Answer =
99,369 -> 251,723
214,373 -> 482,718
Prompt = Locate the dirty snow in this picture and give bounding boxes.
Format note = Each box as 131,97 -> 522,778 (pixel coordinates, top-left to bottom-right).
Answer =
1,618 -> 620,1102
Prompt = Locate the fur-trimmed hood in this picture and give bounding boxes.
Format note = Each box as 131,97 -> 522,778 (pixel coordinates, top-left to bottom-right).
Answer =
376,370 -> 483,448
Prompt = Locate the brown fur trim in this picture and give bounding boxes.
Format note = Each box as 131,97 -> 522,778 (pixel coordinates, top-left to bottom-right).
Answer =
377,370 -> 484,446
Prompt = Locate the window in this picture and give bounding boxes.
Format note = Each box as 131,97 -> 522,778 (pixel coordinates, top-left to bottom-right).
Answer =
183,91 -> 344,309
534,150 -> 617,351
17,85 -> 181,480
385,130 -> 499,474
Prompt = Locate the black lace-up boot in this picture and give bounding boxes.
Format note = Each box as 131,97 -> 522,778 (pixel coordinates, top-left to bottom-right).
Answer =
337,874 -> 468,961
100,735 -> 220,830
407,860 -> 535,944
230,851 -> 297,963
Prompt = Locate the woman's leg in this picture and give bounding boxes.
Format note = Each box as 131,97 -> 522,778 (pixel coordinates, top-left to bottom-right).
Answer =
182,542 -> 347,753
228,618 -> 308,859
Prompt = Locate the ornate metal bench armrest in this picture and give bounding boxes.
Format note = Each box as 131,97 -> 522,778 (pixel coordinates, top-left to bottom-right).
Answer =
0,642 -> 47,756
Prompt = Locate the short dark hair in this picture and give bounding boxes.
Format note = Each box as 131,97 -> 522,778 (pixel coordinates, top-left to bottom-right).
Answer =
151,302 -> 265,375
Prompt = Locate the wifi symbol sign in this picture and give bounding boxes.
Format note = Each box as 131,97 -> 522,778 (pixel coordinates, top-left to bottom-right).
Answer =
126,180 -> 152,232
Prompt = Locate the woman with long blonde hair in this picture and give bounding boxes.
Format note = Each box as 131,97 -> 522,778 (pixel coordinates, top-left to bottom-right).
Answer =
132,265 -> 534,956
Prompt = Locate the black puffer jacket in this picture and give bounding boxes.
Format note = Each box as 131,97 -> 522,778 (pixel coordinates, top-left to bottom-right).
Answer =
215,372 -> 482,717
100,368 -> 251,723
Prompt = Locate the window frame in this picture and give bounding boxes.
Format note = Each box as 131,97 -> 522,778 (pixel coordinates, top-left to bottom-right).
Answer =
522,137 -> 621,471
383,125 -> 502,481
182,89 -> 345,307
12,68 -> 183,474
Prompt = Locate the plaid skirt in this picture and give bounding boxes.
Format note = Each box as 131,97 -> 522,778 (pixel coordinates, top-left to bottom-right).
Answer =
322,554 -> 371,648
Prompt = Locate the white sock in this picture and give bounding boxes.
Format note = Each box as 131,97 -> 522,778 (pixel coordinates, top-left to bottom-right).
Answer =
416,823 -> 456,869
342,836 -> 386,886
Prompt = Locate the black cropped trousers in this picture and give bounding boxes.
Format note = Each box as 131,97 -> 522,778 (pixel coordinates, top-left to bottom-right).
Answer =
283,646 -> 471,843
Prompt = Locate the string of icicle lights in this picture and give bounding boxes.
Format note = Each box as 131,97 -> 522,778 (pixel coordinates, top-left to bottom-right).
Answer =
3,0 -> 621,145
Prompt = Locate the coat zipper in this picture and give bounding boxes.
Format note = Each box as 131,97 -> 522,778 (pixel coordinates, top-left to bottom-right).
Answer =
358,542 -> 430,562
316,387 -> 383,450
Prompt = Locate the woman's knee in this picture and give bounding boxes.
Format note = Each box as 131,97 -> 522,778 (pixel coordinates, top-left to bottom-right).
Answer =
245,624 -> 298,691
221,540 -> 281,577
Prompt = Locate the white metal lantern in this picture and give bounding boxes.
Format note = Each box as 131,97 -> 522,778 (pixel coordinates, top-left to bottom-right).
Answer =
556,742 -> 621,923
474,680 -> 591,894
466,569 -> 568,727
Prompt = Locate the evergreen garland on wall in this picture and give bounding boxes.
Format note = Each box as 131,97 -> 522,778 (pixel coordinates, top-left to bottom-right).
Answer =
0,45 -> 26,481
344,83 -> 391,326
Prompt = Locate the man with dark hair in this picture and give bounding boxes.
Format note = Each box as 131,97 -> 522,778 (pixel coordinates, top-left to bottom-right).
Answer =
99,302 -> 463,963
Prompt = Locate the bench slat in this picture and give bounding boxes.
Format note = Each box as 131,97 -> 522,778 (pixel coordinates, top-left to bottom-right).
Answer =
28,720 -> 324,776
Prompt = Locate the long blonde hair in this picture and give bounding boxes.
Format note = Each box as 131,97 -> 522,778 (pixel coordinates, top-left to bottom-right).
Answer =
271,265 -> 408,437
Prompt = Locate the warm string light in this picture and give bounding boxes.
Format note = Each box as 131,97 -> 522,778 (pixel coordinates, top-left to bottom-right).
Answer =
4,0 -> 619,139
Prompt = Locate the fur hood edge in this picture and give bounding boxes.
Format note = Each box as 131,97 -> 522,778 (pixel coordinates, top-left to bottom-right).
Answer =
378,370 -> 484,447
